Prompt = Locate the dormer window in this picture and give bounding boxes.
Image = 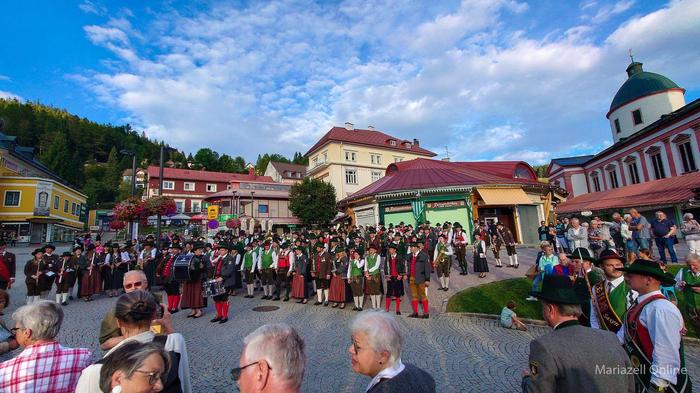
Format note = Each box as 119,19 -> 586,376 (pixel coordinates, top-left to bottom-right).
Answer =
404,142 -> 412,149
614,119 -> 621,134
632,109 -> 643,125
388,139 -> 397,146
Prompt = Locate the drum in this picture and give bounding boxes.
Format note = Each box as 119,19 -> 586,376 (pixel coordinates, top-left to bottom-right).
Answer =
173,254 -> 194,281
203,279 -> 226,297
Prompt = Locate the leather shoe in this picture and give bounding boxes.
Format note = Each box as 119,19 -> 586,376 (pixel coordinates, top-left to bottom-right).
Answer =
396,311 -> 402,315
273,296 -> 281,301
422,314 -> 430,319
219,318 -> 229,323
408,313 -> 419,318
210,317 -> 221,323
314,301 -> 322,305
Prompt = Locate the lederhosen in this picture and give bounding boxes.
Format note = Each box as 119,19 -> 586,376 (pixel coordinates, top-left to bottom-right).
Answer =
241,252 -> 255,283
622,294 -> 691,392
454,232 -> 467,269
501,229 -> 517,256
435,243 -> 450,278
385,254 -> 405,298
348,259 -> 364,297
260,249 -> 275,285
365,254 -> 381,295
276,250 -> 292,298
43,253 -> 59,293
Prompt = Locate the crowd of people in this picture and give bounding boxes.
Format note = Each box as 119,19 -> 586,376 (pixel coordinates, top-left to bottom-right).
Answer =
0,210 -> 697,392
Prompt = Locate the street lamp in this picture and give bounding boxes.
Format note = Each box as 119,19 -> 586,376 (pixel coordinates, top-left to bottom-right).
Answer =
155,145 -> 176,249
120,149 -> 137,241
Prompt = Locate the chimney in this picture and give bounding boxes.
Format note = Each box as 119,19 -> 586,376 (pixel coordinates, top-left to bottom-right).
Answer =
367,125 -> 375,131
441,157 -> 450,162
248,167 -> 256,179
344,122 -> 354,131
413,138 -> 419,147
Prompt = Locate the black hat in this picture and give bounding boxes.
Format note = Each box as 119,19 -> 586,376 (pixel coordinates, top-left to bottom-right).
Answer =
453,222 -> 462,229
596,249 -> 626,266
294,246 -> 305,252
43,244 -> 56,251
368,243 -> 379,250
193,242 -> 206,250
73,245 -> 83,252
409,242 -> 420,248
31,248 -> 43,256
568,247 -> 596,262
87,244 -> 96,251
617,259 -> 676,286
315,242 -> 325,249
169,243 -> 183,250
532,275 -> 581,305
61,251 -> 72,258
143,241 -> 155,248
280,242 -> 290,249
217,243 -> 232,250
387,243 -> 398,249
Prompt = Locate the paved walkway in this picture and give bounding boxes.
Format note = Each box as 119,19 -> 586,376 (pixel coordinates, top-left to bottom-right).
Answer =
1,245 -> 698,392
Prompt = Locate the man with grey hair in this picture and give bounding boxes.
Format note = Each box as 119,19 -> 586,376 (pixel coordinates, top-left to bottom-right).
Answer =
566,218 -> 589,252
0,301 -> 92,392
234,323 -> 305,393
349,310 -> 435,392
522,275 -> 633,392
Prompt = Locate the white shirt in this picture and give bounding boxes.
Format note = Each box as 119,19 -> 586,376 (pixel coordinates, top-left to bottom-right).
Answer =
674,268 -> 700,291
75,331 -> 191,393
616,290 -> 683,387
589,276 -> 637,329
365,359 -> 405,393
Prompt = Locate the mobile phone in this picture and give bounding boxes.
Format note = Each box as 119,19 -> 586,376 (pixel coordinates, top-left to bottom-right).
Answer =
157,304 -> 165,319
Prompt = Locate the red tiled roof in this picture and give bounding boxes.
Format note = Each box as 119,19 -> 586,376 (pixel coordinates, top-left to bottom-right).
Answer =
304,127 -> 436,157
341,158 -> 540,203
555,171 -> 700,214
269,161 -> 307,178
147,166 -> 274,183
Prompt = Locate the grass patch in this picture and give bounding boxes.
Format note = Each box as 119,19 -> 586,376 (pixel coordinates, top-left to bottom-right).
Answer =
447,267 -> 698,339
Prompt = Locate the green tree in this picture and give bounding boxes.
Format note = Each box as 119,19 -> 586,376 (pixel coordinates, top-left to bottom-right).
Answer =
292,152 -> 308,166
40,130 -> 72,180
255,153 -> 290,175
116,180 -> 145,201
219,154 -> 247,173
532,164 -> 548,179
105,147 -> 122,191
288,177 -> 337,226
194,148 -> 221,171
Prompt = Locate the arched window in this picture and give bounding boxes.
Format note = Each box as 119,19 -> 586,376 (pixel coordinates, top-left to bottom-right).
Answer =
513,165 -> 535,180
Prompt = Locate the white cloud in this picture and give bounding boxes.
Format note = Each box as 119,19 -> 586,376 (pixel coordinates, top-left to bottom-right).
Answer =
591,0 -> 635,24
75,0 -> 700,166
79,0 -> 107,15
0,90 -> 23,101
493,150 -> 551,165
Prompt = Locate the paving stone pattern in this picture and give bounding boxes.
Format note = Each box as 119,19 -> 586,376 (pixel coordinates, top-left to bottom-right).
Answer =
1,246 -> 698,392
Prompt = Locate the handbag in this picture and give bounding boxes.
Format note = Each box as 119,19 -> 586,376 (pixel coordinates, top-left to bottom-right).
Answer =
525,265 -> 538,280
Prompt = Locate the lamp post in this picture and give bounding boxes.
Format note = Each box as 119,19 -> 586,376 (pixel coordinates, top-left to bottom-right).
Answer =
250,191 -> 255,233
156,146 -> 165,250
120,149 -> 137,241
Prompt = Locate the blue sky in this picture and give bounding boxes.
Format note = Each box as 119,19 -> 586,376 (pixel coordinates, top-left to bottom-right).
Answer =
1,0 -> 699,165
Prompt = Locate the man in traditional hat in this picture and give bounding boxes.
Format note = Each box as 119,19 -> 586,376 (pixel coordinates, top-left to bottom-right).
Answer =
55,251 -> 75,305
497,223 -> 519,268
522,275 -> 634,392
384,243 -> 406,315
433,234 -> 452,290
452,223 -> 468,275
589,250 -> 637,332
137,240 -> 158,289
210,242 -> 237,323
675,253 -> 700,335
364,244 -> 382,309
616,260 -> 692,392
0,241 -> 16,290
275,242 -> 293,301
311,242 -> 332,306
258,241 -> 278,300
240,242 -> 259,298
568,247 -> 604,326
407,242 -> 431,319
157,243 -> 182,313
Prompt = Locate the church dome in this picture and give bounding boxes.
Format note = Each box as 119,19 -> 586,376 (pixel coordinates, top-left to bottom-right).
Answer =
609,62 -> 683,114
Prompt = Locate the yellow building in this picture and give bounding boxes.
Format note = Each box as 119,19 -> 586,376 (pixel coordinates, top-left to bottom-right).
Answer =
1,133 -> 86,243
305,123 -> 437,200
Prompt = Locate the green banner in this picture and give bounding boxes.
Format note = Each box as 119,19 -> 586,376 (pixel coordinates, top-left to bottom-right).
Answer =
218,214 -> 237,221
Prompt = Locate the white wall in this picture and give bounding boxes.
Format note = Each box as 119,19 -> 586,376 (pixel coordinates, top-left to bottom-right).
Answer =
608,91 -> 685,143
571,173 -> 588,197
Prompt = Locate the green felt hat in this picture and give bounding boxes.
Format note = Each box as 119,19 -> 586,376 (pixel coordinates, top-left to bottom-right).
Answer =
532,275 -> 581,304
617,259 -> 676,286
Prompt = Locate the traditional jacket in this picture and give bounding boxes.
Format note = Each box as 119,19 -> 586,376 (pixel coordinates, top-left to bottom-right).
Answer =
332,255 -> 349,277
311,250 -> 332,278
291,253 -> 308,275
383,253 -> 407,277
0,251 -> 16,283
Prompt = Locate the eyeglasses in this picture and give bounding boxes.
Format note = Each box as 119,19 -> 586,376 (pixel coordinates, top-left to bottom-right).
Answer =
231,360 -> 271,381
133,369 -> 163,385
9,327 -> 20,335
350,338 -> 362,354
124,281 -> 145,290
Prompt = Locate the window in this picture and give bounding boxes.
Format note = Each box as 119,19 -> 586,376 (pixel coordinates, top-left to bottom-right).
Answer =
322,152 -> 328,162
389,140 -> 396,146
162,181 -> 175,190
651,153 -> 666,179
632,109 -> 643,125
404,142 -> 412,149
394,157 -> 404,163
3,191 -> 20,207
71,202 -> 77,215
591,174 -> 601,192
608,170 -> 619,189
344,151 -> 357,162
370,154 -> 382,165
614,118 -> 621,134
371,171 -> 382,182
38,192 -> 48,208
345,169 -> 357,184
151,189 -> 159,196
679,141 -> 697,173
191,200 -> 201,213
628,163 -> 640,184
175,200 -> 184,213
64,200 -> 69,212
258,204 -> 269,214
312,157 -> 318,167
54,195 -> 60,209
183,182 -> 195,191
206,184 -> 217,192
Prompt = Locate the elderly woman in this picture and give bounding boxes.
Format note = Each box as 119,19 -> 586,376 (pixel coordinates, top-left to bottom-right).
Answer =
681,213 -> 700,255
348,311 -> 435,393
99,341 -> 169,393
76,291 -> 191,393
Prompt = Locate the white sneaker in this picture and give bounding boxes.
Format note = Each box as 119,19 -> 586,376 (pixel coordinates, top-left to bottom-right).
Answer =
525,296 -> 538,301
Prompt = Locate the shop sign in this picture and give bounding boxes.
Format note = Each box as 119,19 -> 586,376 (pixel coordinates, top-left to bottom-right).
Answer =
207,205 -> 219,220
385,204 -> 412,213
426,200 -> 466,209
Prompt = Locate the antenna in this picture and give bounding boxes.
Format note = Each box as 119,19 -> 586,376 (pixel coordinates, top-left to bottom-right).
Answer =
443,146 -> 453,162
628,48 -> 634,63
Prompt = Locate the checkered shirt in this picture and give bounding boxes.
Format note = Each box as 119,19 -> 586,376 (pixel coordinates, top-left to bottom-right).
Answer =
0,341 -> 92,393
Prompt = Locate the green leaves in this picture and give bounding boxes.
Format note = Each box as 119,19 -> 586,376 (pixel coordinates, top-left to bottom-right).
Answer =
288,177 -> 337,226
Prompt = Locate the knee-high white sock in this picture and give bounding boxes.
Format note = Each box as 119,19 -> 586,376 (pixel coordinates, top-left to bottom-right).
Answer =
375,295 -> 381,309
55,294 -> 61,303
513,255 -> 519,266
323,289 -> 329,302
445,277 -> 450,288
508,255 -> 514,266
317,290 -> 323,302
496,258 -> 502,266
356,296 -> 362,308
63,293 -> 69,303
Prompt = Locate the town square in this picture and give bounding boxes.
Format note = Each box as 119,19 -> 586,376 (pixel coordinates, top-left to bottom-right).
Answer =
1,1 -> 700,392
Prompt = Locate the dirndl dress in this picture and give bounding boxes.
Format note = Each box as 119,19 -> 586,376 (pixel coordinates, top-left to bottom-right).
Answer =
291,274 -> 307,299
329,275 -> 346,302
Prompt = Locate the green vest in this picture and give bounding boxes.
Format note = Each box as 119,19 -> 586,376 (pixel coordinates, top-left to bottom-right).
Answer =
244,252 -> 255,269
683,268 -> 700,310
366,254 -> 379,276
608,280 -> 630,319
350,259 -> 363,277
261,250 -> 274,268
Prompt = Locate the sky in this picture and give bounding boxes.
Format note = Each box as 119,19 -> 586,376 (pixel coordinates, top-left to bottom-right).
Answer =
1,0 -> 699,165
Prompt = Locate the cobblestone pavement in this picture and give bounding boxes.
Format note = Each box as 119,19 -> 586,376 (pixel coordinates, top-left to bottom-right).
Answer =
1,245 -> 698,392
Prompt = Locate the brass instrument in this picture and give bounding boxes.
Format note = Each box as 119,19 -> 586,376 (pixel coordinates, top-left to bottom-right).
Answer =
435,246 -> 447,265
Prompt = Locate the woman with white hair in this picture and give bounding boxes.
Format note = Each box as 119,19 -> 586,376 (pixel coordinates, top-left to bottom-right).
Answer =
681,212 -> 700,255
348,311 -> 435,393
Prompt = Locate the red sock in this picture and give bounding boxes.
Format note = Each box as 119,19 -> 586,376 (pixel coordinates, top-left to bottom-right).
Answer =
223,303 -> 229,318
396,298 -> 401,312
167,295 -> 174,309
215,302 -> 223,318
411,300 -> 419,314
422,299 -> 429,314
385,298 -> 392,312
174,295 -> 180,309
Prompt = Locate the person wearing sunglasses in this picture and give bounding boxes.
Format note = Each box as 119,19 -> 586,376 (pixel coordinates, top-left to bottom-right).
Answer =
99,271 -> 172,351
233,323 -> 305,393
99,341 -> 169,393
76,291 -> 191,393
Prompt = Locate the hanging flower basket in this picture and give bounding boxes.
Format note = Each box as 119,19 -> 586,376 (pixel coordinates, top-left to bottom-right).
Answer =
112,198 -> 146,222
145,196 -> 177,217
109,220 -> 126,230
226,218 -> 241,229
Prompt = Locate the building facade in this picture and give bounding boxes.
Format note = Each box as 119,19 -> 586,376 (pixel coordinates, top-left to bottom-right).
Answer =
264,161 -> 306,184
339,159 -> 561,244
305,123 -> 436,200
0,133 -> 87,243
549,60 -> 700,222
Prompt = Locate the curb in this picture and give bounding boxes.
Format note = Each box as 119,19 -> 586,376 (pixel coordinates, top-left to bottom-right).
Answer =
444,312 -> 700,344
